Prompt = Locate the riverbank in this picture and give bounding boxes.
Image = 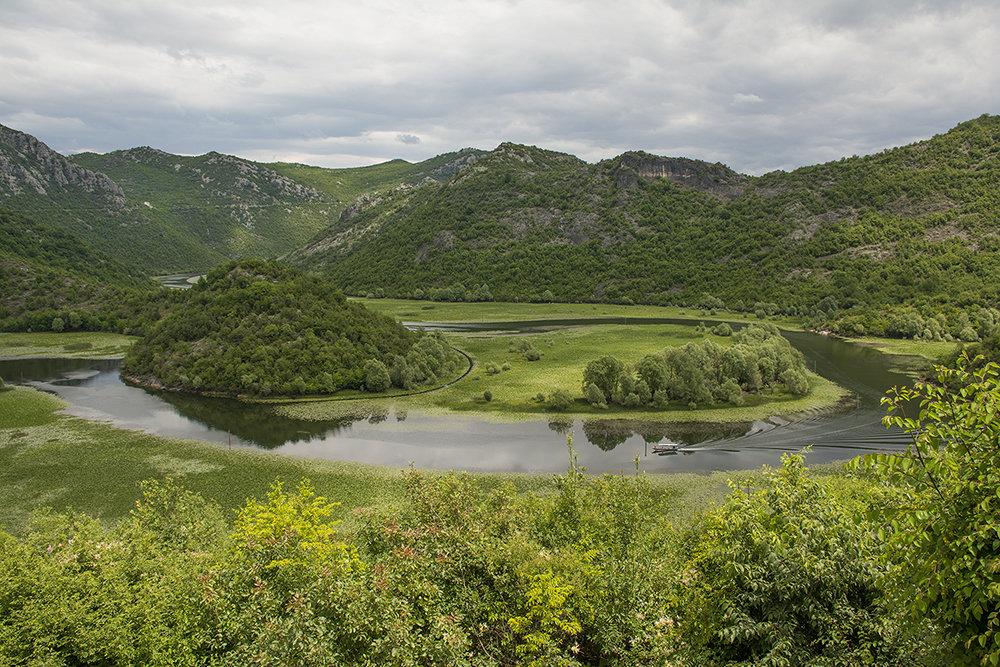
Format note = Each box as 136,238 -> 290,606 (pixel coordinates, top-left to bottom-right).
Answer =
834,335 -> 959,376
0,383 -> 758,536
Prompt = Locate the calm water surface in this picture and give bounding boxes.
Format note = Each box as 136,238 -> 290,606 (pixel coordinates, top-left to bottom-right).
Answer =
1,320 -> 915,473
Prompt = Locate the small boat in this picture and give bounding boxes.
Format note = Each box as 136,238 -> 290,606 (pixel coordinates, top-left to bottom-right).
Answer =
652,441 -> 680,455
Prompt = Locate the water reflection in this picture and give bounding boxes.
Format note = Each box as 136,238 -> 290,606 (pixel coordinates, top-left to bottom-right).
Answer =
0,320 -> 916,473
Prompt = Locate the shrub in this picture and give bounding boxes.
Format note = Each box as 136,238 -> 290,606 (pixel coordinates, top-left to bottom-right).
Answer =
677,452 -> 905,665
584,382 -> 607,409
547,389 -> 574,411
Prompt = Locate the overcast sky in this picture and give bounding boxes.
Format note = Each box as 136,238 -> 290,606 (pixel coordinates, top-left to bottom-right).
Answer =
2,0 -> 998,174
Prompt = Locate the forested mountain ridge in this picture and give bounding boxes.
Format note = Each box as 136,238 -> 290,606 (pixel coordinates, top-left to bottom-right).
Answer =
0,124 -> 225,272
71,148 -> 332,269
285,115 -> 1000,314
0,121 -> 488,274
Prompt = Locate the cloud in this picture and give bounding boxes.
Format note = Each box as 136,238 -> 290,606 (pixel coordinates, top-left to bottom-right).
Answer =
1,0 -> 998,173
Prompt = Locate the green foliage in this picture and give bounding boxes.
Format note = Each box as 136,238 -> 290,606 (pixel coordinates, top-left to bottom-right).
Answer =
121,259 -> 461,396
677,452 -> 910,665
286,116 -> 1000,317
580,325 -> 808,409
363,358 -> 391,393
1,447 -> 951,666
229,479 -> 356,586
850,355 -> 1000,664
547,389 -> 574,411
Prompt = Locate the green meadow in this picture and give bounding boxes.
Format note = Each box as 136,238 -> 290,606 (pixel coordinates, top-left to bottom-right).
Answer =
357,297 -> 803,327
279,321 -> 847,422
0,332 -> 137,359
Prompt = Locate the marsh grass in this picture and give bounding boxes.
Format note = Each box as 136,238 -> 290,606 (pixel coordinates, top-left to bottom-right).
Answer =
0,332 -> 137,359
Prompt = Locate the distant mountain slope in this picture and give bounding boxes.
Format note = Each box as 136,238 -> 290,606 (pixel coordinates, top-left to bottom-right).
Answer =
0,206 -> 166,329
0,206 -> 148,286
285,116 -> 1000,311
71,147 -> 332,268
0,124 -> 226,272
266,147 -> 486,202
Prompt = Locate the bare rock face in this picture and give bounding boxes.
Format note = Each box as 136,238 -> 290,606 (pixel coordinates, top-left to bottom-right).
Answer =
0,124 -> 128,205
614,151 -> 748,198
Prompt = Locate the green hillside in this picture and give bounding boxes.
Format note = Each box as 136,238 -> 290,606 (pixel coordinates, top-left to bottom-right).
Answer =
0,206 -> 172,331
121,259 -> 461,396
285,116 -> 1000,317
266,147 -> 486,203
0,125 -> 224,272
70,148 -> 333,267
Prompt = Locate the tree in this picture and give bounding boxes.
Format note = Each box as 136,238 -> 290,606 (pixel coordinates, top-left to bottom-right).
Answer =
363,359 -> 391,393
679,452 -> 904,665
850,355 -> 1000,664
583,356 -> 624,402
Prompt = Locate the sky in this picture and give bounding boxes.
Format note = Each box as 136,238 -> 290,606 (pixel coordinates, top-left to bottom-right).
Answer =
2,0 -> 998,175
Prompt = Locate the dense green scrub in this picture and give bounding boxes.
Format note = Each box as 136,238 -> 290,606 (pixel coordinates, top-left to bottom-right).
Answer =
121,259 -> 462,397
0,445 -> 939,665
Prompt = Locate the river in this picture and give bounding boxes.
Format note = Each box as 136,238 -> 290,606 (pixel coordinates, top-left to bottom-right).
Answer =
0,320 -> 916,474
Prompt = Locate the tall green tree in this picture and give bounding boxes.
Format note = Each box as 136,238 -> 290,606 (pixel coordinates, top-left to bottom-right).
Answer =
850,355 -> 1000,664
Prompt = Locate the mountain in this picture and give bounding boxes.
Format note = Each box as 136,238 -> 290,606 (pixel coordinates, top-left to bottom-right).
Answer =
0,124 -> 226,271
0,122 -> 488,274
284,115 -> 1000,312
70,147 -> 332,269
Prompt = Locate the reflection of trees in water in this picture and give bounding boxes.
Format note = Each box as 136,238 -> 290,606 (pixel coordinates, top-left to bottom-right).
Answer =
580,418 -> 752,451
547,417 -> 573,434
152,391 -> 369,449
2,358 -> 120,385
582,420 -> 634,451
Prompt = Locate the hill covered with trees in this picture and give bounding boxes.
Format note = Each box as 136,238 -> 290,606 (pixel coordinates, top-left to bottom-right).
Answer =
121,260 -> 461,396
285,115 -> 1000,321
0,206 -> 178,333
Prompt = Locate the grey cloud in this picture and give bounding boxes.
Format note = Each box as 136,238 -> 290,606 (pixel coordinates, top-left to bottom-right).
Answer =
1,1 -> 998,173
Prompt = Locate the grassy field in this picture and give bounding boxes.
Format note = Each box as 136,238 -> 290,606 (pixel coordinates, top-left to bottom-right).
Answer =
0,332 -> 137,359
838,335 -> 961,372
357,297 -> 805,328
277,322 -> 849,423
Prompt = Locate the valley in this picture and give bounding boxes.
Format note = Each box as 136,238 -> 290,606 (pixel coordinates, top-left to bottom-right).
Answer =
1,115 -> 998,665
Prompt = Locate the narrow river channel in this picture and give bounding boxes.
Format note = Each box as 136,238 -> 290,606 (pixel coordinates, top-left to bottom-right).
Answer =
1,320 -> 917,473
